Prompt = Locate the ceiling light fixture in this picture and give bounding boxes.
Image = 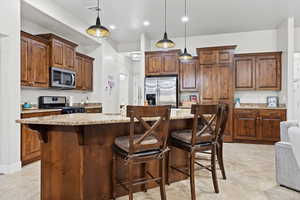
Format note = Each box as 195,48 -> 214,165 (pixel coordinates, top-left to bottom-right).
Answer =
181,16 -> 189,23
109,25 -> 116,30
143,21 -> 150,26
179,0 -> 192,61
155,0 -> 175,49
86,0 -> 110,38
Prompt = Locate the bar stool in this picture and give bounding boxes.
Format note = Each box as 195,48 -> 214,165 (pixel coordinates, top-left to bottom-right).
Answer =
112,105 -> 171,200
168,104 -> 228,200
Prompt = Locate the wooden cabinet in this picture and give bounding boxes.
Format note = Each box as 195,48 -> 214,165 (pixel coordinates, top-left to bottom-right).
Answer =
145,50 -> 179,76
234,52 -> 282,91
37,33 -> 78,70
21,111 -> 61,165
85,107 -> 102,113
76,53 -> 94,91
234,108 -> 286,143
21,31 -> 49,88
179,58 -> 200,91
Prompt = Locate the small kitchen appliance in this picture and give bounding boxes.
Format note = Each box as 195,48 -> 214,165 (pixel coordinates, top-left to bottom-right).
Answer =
38,96 -> 85,114
51,67 -> 76,89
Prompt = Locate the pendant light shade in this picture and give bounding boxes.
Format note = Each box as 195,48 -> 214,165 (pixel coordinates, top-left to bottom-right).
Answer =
86,0 -> 110,38
156,32 -> 176,49
179,0 -> 192,61
179,48 -> 193,60
155,0 -> 175,49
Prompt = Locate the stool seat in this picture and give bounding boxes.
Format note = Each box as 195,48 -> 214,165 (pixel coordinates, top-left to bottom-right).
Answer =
115,135 -> 159,153
171,129 -> 213,144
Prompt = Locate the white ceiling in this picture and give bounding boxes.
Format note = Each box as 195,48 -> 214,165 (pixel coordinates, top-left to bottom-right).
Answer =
38,0 -> 300,44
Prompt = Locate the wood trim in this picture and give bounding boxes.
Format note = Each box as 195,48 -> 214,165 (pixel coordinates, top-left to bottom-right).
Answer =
36,33 -> 78,47
235,52 -> 282,57
145,49 -> 181,55
196,45 -> 237,51
21,31 -> 50,45
76,52 -> 95,61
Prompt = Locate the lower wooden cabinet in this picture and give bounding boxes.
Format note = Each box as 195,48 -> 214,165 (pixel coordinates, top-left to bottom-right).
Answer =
234,108 -> 286,143
21,111 -> 61,165
85,107 -> 102,113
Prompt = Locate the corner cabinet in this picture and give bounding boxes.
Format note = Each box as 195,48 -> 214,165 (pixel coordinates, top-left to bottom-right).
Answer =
37,33 -> 78,70
145,50 -> 180,76
234,52 -> 282,91
179,58 -> 200,91
76,53 -> 94,91
234,108 -> 286,143
21,31 -> 49,88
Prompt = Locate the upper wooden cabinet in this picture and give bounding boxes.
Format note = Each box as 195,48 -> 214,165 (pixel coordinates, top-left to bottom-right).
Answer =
234,52 -> 282,91
179,58 -> 200,91
37,33 -> 78,70
21,31 -> 49,88
76,53 -> 94,91
145,50 -> 180,76
197,46 -> 236,103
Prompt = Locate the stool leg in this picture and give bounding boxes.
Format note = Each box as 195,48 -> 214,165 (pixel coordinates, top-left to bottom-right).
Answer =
211,144 -> 219,193
112,153 -> 116,200
128,160 -> 134,200
190,152 -> 196,200
217,141 -> 226,180
166,150 -> 171,185
142,163 -> 148,192
159,156 -> 167,200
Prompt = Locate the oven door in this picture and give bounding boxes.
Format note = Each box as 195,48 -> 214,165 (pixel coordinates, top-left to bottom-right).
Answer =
51,67 -> 76,89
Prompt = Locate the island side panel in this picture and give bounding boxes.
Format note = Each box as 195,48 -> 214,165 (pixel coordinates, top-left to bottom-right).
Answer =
41,126 -> 84,200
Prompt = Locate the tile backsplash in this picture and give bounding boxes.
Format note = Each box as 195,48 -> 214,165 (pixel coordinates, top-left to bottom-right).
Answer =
234,91 -> 284,104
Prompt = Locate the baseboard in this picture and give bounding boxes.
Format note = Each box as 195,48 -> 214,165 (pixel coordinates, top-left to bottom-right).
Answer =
0,161 -> 22,174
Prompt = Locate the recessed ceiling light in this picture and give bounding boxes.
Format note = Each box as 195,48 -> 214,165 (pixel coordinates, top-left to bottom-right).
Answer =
143,21 -> 150,26
109,25 -> 116,30
181,16 -> 189,23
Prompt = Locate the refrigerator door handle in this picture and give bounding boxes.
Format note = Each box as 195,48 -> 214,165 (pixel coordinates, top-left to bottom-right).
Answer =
157,86 -> 160,106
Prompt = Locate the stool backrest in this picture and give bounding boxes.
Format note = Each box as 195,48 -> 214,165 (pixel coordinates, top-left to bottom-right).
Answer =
126,105 -> 171,155
218,103 -> 229,141
190,104 -> 224,145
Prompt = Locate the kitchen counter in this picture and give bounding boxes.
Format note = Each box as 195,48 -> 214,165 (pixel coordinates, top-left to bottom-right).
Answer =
21,104 -> 102,114
235,103 -> 286,110
17,109 -> 193,126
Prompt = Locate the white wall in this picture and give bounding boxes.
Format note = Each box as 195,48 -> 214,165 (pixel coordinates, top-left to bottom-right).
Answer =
295,27 -> 300,52
0,0 -> 21,174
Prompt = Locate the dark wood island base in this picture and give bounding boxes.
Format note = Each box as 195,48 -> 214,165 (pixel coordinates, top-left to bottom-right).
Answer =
28,118 -> 193,200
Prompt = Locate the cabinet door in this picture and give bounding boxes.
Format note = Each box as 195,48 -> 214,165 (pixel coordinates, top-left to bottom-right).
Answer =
258,110 -> 286,142
75,55 -> 84,90
63,44 -> 76,69
180,59 -> 198,91
255,54 -> 281,90
199,50 -> 218,64
162,54 -> 178,74
234,56 -> 255,90
146,55 -> 162,75
216,65 -> 232,101
234,110 -> 258,140
219,50 -> 233,64
84,58 -> 93,91
200,65 -> 215,102
31,40 -> 49,87
51,39 -> 64,68
21,36 -> 32,86
21,125 -> 41,165
223,104 -> 233,142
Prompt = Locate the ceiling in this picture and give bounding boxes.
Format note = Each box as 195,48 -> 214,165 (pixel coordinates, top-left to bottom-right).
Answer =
42,0 -> 300,44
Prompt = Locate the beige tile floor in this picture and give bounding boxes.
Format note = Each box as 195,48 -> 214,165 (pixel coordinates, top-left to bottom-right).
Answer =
0,143 -> 299,200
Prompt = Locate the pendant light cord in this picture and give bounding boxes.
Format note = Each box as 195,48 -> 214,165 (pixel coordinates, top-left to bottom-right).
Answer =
165,0 -> 167,33
97,0 -> 100,18
184,0 -> 187,49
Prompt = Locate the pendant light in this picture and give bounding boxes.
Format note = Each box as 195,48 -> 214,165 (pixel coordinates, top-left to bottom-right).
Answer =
155,0 -> 175,49
86,0 -> 110,38
179,0 -> 192,61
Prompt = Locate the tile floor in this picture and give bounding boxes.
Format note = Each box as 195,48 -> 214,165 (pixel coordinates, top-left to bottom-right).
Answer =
0,143 -> 299,200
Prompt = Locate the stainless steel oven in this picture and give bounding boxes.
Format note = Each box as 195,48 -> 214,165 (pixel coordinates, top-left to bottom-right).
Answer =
51,67 -> 76,89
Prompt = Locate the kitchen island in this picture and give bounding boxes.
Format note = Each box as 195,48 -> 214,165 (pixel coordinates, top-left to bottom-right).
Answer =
17,110 -> 194,200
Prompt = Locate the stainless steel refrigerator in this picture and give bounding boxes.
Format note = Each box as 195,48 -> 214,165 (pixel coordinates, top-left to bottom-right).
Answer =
145,76 -> 178,107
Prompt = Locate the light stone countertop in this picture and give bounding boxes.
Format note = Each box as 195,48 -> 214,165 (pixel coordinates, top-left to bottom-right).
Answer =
17,109 -> 194,126
234,103 -> 286,110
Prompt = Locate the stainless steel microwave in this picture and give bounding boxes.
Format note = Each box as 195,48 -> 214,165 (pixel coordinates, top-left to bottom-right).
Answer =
51,67 -> 76,89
